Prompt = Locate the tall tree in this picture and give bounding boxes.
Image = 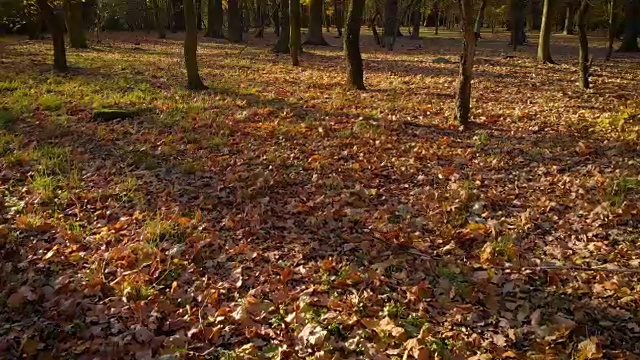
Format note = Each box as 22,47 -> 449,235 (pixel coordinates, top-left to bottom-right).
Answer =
64,0 -> 87,48
272,0 -> 280,36
345,0 -> 365,89
453,0 -> 476,125
537,0 -> 555,63
474,0 -> 487,39
619,0 -> 639,51
290,0 -> 301,65
37,0 -> 68,72
509,0 -> 525,49
433,0 -> 440,35
228,0 -> 243,42
273,0 -> 290,52
576,0 -> 589,88
383,0 -> 398,49
183,0 -> 207,89
563,1 -> 574,34
605,0 -> 616,60
410,7 -> 421,39
151,0 -> 167,38
305,0 -> 329,44
205,0 -> 224,37
334,0 -> 344,37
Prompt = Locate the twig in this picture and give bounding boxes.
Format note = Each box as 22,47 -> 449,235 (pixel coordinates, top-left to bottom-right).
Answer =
522,265 -> 640,274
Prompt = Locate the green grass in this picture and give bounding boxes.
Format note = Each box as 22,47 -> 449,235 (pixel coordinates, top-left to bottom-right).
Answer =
0,133 -> 19,156
33,146 -> 72,175
609,177 -> 640,206
38,94 -> 64,111
31,172 -> 59,202
144,218 -> 189,247
0,80 -> 20,92
0,110 -> 17,129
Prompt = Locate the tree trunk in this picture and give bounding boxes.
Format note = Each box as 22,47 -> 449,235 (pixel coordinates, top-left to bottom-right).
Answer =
305,0 -> 328,44
334,0 -> 343,37
272,0 -> 280,35
474,0 -> 486,39
434,0 -> 439,34
184,0 -> 207,89
537,0 -> 555,63
37,0 -> 68,72
619,0 -> 639,51
64,0 -> 88,48
345,0 -> 365,89
410,9 -> 420,39
290,0 -> 301,65
383,0 -> 398,50
576,0 -> 589,89
509,0 -> 525,49
453,0 -> 476,125
371,12 -> 382,45
152,0 -> 167,38
228,0 -> 243,42
273,0 -> 290,52
196,0 -> 203,29
605,0 -> 616,59
205,0 -> 224,37
563,2 -> 574,34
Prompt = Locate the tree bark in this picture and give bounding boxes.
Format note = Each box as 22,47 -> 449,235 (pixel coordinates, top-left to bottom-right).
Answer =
290,0 -> 301,65
618,0 -> 639,51
563,2 -> 574,34
474,0 -> 486,39
434,0 -> 439,35
454,0 -> 476,125
64,0 -> 88,48
152,0 -> 167,38
334,0 -> 343,37
509,0 -> 525,49
537,0 -> 556,63
273,0 -> 290,52
196,0 -> 203,29
205,0 -> 224,37
576,0 -> 589,89
605,0 -> 616,59
228,0 -> 243,42
383,0 -> 398,50
183,0 -> 207,90
345,0 -> 366,89
305,0 -> 328,45
37,0 -> 68,72
410,9 -> 420,39
272,0 -> 280,35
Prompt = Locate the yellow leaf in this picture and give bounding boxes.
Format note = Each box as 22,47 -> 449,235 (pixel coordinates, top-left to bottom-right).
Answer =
575,337 -> 603,360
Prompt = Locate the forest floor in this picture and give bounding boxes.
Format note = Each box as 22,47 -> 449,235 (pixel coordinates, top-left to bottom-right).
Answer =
1,29 -> 640,359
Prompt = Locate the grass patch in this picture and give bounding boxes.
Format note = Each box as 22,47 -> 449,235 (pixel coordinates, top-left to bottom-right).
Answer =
609,177 -> 640,206
33,146 -> 72,175
0,133 -> 19,156
0,80 -> 20,92
0,110 -> 18,129
38,94 -> 64,111
144,217 -> 189,247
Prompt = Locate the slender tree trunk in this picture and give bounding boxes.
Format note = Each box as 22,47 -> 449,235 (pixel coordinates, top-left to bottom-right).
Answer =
371,12 -> 382,45
383,0 -> 398,49
454,0 -> 476,125
434,0 -> 440,34
273,0 -> 290,52
410,9 -> 420,39
605,0 -> 616,59
64,0 -> 88,48
272,0 -> 280,35
345,0 -> 366,89
538,0 -> 556,63
619,0 -> 639,51
205,0 -> 224,37
305,0 -> 328,44
152,0 -> 167,38
196,0 -> 203,29
228,0 -> 243,42
184,0 -> 207,89
576,0 -> 589,89
334,0 -> 343,37
37,0 -> 68,71
290,0 -> 301,65
563,2 -> 574,34
474,0 -> 486,39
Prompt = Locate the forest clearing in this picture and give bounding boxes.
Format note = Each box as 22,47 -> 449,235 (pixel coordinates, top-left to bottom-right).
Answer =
1,22 -> 640,360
